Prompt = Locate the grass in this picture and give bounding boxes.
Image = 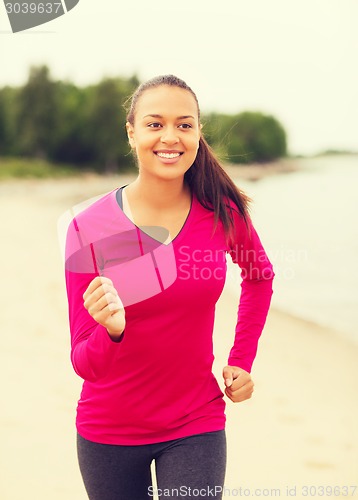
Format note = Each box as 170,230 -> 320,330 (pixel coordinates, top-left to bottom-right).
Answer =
0,157 -> 85,180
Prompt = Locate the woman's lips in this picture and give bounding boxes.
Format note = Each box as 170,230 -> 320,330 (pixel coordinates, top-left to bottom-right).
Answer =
154,151 -> 184,164
155,151 -> 183,158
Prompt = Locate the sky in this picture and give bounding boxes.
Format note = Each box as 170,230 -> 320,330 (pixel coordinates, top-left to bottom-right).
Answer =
1,0 -> 357,155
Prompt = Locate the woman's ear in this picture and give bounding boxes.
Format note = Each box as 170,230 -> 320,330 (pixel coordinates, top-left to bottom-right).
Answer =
126,122 -> 135,148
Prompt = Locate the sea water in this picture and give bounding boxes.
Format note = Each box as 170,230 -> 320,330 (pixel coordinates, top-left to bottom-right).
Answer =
228,155 -> 358,344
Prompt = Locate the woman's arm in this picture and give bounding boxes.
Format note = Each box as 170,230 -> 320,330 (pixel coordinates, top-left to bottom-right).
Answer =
65,270 -> 125,382
227,211 -> 274,374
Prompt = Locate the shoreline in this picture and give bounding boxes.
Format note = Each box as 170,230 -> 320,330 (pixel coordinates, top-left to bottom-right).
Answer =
224,158 -> 300,182
0,156 -> 301,186
1,153 -> 356,186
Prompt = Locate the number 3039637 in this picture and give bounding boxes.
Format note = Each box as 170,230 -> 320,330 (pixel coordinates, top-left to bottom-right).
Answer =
5,3 -> 62,14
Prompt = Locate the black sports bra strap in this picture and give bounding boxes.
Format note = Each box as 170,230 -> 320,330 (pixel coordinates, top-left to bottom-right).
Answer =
115,186 -> 125,210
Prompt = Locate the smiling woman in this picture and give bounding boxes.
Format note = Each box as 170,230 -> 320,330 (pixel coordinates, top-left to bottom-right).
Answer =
63,74 -> 274,499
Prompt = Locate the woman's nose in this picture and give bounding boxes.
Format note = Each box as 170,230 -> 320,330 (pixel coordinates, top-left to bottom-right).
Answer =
160,127 -> 179,144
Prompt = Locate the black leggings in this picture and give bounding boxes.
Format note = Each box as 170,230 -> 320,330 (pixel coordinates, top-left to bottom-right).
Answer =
77,430 -> 226,500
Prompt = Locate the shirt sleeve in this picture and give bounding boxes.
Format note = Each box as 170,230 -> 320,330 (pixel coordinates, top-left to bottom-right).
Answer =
64,218 -> 124,382
65,268 -> 125,382
227,210 -> 274,373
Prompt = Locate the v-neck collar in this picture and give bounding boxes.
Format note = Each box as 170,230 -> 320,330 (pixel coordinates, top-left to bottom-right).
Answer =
112,186 -> 196,246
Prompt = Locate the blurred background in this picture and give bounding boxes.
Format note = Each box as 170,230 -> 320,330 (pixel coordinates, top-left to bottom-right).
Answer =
1,0 -> 357,499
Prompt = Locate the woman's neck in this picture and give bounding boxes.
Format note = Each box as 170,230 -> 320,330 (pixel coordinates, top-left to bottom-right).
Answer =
125,175 -> 190,211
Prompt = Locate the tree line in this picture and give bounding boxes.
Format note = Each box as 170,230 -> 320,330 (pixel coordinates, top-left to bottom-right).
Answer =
0,66 -> 287,172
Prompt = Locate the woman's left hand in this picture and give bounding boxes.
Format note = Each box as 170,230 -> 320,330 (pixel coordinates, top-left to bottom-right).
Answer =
222,366 -> 254,403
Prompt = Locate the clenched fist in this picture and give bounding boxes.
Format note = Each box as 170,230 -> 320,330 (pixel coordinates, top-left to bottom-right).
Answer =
223,366 -> 254,403
83,276 -> 125,341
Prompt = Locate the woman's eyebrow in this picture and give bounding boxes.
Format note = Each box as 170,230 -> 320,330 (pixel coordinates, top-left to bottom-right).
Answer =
142,114 -> 195,120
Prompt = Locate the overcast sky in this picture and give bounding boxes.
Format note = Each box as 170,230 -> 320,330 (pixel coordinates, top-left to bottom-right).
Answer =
1,0 -> 357,155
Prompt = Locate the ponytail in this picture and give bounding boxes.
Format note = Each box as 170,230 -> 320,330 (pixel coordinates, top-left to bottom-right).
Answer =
185,135 -> 251,243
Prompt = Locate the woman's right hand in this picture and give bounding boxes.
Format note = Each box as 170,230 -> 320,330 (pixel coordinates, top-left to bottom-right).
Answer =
83,276 -> 125,341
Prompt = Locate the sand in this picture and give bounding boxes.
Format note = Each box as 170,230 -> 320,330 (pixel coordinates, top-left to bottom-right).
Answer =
0,175 -> 357,500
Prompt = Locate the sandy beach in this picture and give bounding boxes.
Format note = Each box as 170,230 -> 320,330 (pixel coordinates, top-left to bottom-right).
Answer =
1,175 -> 357,500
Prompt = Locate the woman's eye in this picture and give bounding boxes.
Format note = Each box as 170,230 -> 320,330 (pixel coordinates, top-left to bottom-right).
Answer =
179,123 -> 192,129
148,122 -> 162,128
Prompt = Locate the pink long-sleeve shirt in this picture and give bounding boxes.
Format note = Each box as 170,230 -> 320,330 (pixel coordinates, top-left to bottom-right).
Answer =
64,188 -> 274,445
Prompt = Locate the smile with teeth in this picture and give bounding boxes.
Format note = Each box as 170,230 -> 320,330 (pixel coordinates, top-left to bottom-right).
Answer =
155,152 -> 183,159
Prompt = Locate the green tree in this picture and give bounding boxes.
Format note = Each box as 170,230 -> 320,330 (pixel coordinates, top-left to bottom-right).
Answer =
84,76 -> 139,172
15,65 -> 60,159
202,111 -> 287,164
0,86 -> 18,156
0,88 -> 9,154
52,82 -> 93,166
226,112 -> 287,163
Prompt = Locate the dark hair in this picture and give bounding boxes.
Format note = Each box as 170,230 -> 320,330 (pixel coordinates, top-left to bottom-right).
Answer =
124,75 -> 251,243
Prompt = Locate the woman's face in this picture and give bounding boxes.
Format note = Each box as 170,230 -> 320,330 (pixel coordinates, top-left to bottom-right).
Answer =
126,85 -> 201,181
